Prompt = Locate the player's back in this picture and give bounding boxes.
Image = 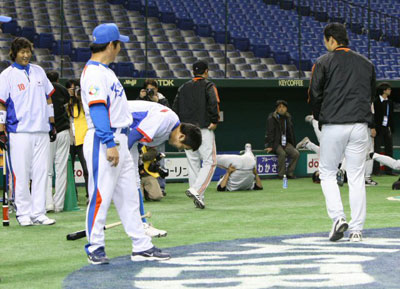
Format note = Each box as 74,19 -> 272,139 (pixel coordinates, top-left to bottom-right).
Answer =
313,49 -> 374,125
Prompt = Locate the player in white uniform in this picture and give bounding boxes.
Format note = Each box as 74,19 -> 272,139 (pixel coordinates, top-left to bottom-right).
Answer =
81,23 -> 170,264
127,100 -> 202,233
127,99 -> 202,190
0,37 -> 56,226
309,23 -> 375,243
216,144 -> 263,192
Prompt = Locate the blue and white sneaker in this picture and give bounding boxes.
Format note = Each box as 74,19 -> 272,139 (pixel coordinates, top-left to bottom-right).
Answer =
131,246 -> 171,261
87,247 -> 109,265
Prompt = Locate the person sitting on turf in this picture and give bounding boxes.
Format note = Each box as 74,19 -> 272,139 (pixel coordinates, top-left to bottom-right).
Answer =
216,143 -> 263,191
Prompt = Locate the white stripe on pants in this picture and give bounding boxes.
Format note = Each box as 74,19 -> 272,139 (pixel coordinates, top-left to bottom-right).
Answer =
46,129 -> 70,211
319,123 -> 368,232
9,132 -> 49,222
185,128 -> 217,195
373,153 -> 400,170
83,129 -> 152,253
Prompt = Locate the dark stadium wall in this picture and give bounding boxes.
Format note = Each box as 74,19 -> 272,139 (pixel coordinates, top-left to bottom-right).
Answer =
125,86 -> 317,151
124,85 -> 400,152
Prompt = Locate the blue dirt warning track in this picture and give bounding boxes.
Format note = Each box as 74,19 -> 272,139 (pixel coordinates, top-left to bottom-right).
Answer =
63,227 -> 400,289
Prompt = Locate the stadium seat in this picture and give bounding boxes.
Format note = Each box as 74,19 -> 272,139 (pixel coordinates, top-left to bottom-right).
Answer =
34,33 -> 54,50
71,48 -> 91,62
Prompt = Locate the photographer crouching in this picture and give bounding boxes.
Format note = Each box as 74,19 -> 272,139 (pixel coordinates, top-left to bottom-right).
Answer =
139,146 -> 169,201
137,79 -> 170,195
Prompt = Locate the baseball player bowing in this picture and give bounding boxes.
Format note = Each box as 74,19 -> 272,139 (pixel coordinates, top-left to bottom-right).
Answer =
126,100 -> 201,239
81,23 -> 169,265
0,37 -> 56,226
309,23 -> 375,242
127,100 -> 202,189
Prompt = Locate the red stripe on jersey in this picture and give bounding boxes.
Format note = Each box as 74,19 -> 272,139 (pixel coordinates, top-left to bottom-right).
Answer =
136,127 -> 153,142
47,88 -> 55,99
88,100 -> 107,106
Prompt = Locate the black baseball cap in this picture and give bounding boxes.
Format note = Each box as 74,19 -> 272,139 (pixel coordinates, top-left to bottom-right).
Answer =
276,100 -> 288,108
193,60 -> 208,75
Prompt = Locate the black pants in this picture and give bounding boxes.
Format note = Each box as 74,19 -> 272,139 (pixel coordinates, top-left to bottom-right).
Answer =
70,145 -> 89,198
374,126 -> 393,174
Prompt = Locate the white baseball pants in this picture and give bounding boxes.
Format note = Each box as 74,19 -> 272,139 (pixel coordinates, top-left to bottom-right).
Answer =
312,119 -> 321,142
46,129 -> 70,211
305,141 -> 320,155
365,130 -> 374,179
184,129 -> 217,195
373,153 -> 400,170
217,150 -> 255,171
84,129 -> 152,254
9,132 -> 50,223
319,123 -> 368,233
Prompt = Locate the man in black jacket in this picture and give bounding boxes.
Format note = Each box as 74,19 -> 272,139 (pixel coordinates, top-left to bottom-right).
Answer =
173,60 -> 219,209
309,23 -> 375,243
373,82 -> 394,175
264,100 -> 299,179
45,71 -> 71,212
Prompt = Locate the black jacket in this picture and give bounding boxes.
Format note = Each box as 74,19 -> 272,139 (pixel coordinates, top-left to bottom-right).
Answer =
265,111 -> 296,150
374,96 -> 394,133
172,77 -> 220,128
309,47 -> 375,126
51,82 -> 70,133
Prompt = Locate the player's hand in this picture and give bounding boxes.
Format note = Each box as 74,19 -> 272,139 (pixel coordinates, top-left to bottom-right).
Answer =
371,128 -> 376,138
227,165 -> 236,173
264,147 -> 273,153
139,89 -> 147,99
253,167 -> 258,175
107,146 -> 119,167
49,125 -> 57,142
0,131 -> 8,151
208,123 -> 217,130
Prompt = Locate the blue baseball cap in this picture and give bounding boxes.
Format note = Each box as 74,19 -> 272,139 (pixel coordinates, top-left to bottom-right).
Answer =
0,16 -> 12,22
92,23 -> 129,44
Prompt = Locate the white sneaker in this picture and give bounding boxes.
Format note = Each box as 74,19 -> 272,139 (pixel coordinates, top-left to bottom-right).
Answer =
305,115 -> 314,124
245,143 -> 252,152
32,215 -> 56,225
296,137 -> 310,150
185,188 -> 205,209
19,219 -> 33,226
143,223 -> 167,238
349,231 -> 363,242
46,205 -> 55,213
329,217 -> 348,241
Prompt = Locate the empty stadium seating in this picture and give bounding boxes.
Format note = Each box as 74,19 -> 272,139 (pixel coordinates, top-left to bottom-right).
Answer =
0,0 -> 399,79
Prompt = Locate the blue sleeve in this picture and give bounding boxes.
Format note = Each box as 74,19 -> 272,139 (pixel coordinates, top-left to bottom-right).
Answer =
89,103 -> 116,148
128,127 -> 144,149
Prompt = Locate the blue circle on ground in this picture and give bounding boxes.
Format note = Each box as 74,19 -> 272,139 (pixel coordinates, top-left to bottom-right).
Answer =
64,227 -> 400,289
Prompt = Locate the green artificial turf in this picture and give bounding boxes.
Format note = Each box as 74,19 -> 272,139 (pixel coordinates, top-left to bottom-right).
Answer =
0,176 -> 399,289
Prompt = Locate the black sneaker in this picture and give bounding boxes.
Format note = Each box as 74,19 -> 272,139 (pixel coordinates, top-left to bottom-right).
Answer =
329,218 -> 348,241
365,178 -> 378,186
336,169 -> 345,187
131,246 -> 171,261
87,247 -> 109,265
